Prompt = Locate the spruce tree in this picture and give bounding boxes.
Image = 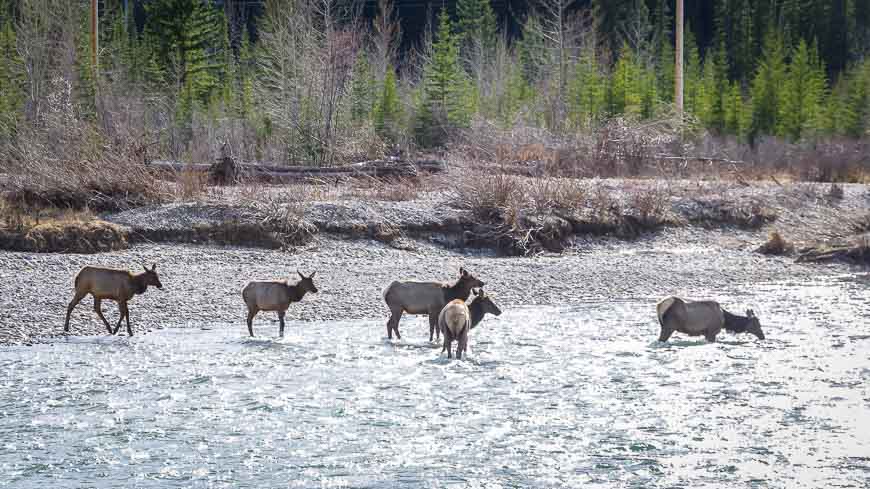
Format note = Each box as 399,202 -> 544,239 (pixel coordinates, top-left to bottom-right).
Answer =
748,30 -> 786,143
0,7 -> 23,135
373,67 -> 402,145
778,39 -> 827,140
416,9 -> 473,146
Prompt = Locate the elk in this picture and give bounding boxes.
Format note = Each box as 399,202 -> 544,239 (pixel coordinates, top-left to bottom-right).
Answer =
656,296 -> 765,342
63,264 -> 163,336
242,271 -> 318,337
439,288 -> 502,359
382,267 -> 484,341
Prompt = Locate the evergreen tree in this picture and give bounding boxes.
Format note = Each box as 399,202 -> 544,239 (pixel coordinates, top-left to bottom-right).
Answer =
778,39 -> 827,140
608,43 -> 643,117
748,30 -> 786,143
653,0 -> 673,104
567,49 -> 606,129
0,6 -> 23,135
144,0 -> 224,110
373,67 -> 402,145
456,0 -> 497,56
416,9 -> 474,146
350,51 -> 375,124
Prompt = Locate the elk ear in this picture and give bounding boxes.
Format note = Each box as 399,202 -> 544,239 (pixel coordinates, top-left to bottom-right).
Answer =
460,267 -> 468,277
472,288 -> 480,296
309,271 -> 316,279
151,264 -> 157,271
298,270 -> 305,280
142,264 -> 149,272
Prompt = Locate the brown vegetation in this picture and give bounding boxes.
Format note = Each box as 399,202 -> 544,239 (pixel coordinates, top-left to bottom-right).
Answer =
0,206 -> 128,253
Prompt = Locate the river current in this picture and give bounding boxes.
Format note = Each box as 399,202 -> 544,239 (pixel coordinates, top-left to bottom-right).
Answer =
1,275 -> 869,488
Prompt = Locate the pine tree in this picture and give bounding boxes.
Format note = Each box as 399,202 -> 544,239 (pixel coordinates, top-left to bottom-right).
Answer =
350,51 -> 375,124
373,67 -> 402,145
653,0 -> 673,104
748,30 -> 786,143
778,39 -> 827,140
144,0 -> 224,110
567,49 -> 606,129
456,0 -> 497,56
0,7 -> 23,136
416,9 -> 474,146
683,25 -> 702,117
608,43 -> 642,117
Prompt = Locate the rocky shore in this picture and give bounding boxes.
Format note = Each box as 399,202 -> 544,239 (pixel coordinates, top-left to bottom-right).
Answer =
1,178 -> 867,345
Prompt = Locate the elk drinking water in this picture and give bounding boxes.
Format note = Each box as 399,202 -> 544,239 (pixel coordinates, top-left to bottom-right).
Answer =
656,296 -> 765,342
439,288 -> 502,359
242,271 -> 318,337
63,264 -> 163,336
382,267 -> 484,341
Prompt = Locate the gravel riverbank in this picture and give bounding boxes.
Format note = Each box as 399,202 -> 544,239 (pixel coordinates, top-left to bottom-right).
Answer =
0,227 -> 850,345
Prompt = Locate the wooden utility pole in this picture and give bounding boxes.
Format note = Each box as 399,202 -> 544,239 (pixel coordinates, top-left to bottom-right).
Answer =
90,0 -> 99,72
675,0 -> 684,119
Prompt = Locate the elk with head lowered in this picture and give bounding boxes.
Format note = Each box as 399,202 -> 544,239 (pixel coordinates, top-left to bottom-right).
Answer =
242,271 -> 318,337
63,264 -> 164,336
656,296 -> 765,342
382,267 -> 485,341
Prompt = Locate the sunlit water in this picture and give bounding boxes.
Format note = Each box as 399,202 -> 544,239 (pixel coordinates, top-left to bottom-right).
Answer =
2,275 -> 870,488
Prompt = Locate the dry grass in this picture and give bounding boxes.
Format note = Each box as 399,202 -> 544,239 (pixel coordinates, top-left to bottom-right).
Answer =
0,204 -> 129,253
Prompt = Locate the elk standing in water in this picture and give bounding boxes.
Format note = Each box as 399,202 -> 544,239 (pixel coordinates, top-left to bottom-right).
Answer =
439,288 -> 502,359
382,267 -> 484,341
656,296 -> 765,342
242,271 -> 318,337
63,264 -> 163,336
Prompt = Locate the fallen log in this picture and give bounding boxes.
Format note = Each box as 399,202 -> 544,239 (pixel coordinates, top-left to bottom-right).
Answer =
149,158 -> 446,183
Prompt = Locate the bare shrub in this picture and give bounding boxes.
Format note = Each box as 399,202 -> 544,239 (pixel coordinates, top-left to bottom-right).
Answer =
1,79 -> 164,211
626,185 -> 672,228
452,172 -> 522,221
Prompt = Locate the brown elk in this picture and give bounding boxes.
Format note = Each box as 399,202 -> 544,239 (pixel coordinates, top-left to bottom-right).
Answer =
242,271 -> 318,337
656,296 -> 765,342
382,267 -> 484,341
63,264 -> 163,336
439,288 -> 502,359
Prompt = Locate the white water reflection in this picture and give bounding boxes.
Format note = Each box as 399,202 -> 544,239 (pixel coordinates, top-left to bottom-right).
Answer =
1,276 -> 868,488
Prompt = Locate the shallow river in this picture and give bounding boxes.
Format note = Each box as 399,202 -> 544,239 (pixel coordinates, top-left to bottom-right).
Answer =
2,274 -> 869,488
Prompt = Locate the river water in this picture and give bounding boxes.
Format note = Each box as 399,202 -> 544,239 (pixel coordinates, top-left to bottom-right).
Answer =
1,274 -> 869,488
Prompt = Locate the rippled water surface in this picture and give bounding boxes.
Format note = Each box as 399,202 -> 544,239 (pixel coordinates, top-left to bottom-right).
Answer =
2,275 -> 870,488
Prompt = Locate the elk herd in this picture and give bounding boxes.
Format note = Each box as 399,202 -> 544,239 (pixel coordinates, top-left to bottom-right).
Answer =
62,264 -> 766,358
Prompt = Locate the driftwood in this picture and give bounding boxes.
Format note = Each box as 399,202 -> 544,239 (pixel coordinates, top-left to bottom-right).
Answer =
149,158 -> 446,183
796,243 -> 870,265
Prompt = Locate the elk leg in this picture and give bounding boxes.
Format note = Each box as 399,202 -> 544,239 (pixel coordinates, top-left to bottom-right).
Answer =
93,298 -> 113,335
658,327 -> 674,342
246,308 -> 258,337
278,311 -> 286,338
457,330 -> 467,360
121,302 -> 133,337
705,331 -> 718,343
64,290 -> 86,332
388,309 -> 402,340
428,312 -> 439,342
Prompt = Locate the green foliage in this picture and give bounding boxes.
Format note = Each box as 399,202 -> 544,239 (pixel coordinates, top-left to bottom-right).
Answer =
456,0 -> 497,55
350,52 -> 375,123
373,67 -> 402,145
144,0 -> 225,112
748,30 -> 787,143
567,51 -> 607,129
778,39 -> 827,140
608,43 -> 644,117
0,11 -> 23,136
416,9 -> 474,147
517,15 -> 548,85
